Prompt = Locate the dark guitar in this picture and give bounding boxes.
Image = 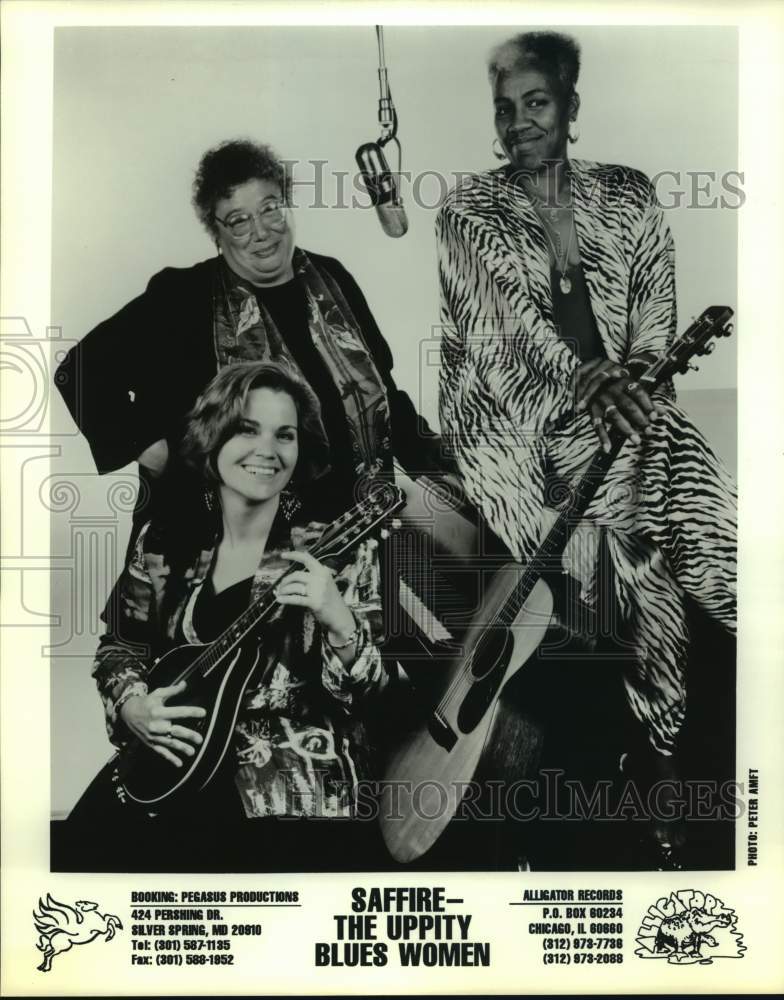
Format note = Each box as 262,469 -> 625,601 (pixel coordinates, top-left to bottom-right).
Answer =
118,480 -> 405,809
380,306 -> 735,862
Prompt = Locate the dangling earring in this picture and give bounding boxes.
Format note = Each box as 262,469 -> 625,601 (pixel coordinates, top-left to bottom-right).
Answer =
568,120 -> 580,144
492,138 -> 508,161
204,487 -> 216,512
280,489 -> 301,521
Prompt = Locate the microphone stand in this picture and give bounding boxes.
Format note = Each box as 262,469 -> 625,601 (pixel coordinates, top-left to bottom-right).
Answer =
375,25 -> 402,173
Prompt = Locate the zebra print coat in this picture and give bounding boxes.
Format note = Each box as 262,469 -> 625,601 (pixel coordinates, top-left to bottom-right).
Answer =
436,159 -> 736,753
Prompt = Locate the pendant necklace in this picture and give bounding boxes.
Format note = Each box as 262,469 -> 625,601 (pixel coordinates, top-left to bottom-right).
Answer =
536,210 -> 575,294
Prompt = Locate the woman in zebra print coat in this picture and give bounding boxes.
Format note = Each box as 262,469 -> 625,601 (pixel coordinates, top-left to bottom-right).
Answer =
436,31 -> 736,860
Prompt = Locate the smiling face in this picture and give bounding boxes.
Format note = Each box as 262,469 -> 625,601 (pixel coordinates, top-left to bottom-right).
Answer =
493,64 -> 577,172
214,178 -> 295,286
216,387 -> 299,507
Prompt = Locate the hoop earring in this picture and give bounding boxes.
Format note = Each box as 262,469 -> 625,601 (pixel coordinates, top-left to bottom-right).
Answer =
492,138 -> 508,161
568,121 -> 580,144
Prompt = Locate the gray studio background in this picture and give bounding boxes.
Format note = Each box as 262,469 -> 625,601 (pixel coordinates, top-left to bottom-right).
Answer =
50,26 -> 738,817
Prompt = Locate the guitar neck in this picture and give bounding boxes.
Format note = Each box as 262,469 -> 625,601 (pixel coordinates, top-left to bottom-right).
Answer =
174,482 -> 405,684
496,339 -> 691,626
498,434 -> 623,626
192,573 -> 290,676
184,539 -> 328,681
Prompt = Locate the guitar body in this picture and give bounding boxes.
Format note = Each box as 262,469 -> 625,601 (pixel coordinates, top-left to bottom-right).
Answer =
115,481 -> 407,810
380,305 -> 735,864
381,569 -> 554,863
119,640 -> 262,808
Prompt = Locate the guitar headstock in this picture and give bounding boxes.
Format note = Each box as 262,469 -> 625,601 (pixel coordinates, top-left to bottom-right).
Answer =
312,481 -> 406,562
643,305 -> 734,387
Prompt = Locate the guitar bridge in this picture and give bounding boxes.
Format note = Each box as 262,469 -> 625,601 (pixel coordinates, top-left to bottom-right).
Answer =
428,711 -> 457,751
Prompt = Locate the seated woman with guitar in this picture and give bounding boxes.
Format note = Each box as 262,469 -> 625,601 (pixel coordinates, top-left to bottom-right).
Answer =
71,361 -> 394,872
435,31 -> 737,868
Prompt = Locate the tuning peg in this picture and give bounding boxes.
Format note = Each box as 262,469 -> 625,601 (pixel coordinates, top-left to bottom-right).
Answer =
687,362 -> 700,371
703,342 -> 715,354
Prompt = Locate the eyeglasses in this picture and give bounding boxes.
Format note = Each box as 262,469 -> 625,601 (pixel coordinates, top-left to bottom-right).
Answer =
214,201 -> 287,239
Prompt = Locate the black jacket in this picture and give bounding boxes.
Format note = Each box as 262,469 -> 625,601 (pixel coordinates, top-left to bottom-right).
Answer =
55,252 -> 445,481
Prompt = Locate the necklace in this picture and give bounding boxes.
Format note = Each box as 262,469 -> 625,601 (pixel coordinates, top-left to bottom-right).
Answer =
535,208 -> 575,294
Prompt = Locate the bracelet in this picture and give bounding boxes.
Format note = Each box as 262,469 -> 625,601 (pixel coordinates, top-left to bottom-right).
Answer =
326,621 -> 361,651
626,356 -> 655,379
114,682 -> 147,719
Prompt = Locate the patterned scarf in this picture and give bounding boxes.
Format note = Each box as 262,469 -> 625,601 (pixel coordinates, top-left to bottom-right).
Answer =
212,249 -> 392,481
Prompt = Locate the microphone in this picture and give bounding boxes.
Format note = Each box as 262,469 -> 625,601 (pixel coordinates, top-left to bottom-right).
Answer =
356,26 -> 408,238
355,141 -> 409,238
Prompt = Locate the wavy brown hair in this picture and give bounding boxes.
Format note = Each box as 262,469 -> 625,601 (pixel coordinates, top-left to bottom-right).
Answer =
180,361 -> 330,489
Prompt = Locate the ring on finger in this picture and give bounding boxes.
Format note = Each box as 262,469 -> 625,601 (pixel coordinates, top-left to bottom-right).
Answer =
626,381 -> 640,393
604,403 -> 619,419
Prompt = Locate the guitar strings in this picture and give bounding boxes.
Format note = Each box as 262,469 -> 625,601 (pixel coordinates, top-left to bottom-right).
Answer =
432,430 -> 623,718
433,312 -> 727,720
166,487 -> 396,688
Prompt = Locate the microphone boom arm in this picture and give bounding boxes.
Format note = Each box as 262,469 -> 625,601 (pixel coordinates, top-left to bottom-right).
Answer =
376,25 -> 397,145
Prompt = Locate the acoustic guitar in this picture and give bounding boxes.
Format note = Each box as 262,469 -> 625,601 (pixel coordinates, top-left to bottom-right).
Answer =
118,480 -> 405,809
380,306 -> 735,862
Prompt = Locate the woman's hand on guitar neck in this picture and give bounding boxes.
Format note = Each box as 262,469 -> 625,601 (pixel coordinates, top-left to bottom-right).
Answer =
275,550 -> 358,659
120,680 -> 206,767
574,358 -> 659,451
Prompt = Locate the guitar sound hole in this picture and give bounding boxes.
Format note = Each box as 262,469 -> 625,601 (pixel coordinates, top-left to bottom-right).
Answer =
470,627 -> 511,681
458,627 -> 513,734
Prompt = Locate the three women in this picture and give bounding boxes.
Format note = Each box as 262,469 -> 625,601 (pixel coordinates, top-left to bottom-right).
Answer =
58,31 -> 737,871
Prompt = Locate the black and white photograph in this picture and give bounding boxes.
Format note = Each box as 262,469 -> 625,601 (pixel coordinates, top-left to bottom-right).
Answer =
2,1 -> 782,995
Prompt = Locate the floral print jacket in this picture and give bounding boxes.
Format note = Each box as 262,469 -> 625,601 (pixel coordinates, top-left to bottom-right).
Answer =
93,516 -> 388,818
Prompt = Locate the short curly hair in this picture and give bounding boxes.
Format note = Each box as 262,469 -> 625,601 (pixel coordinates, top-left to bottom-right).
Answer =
488,31 -> 581,103
180,361 -> 330,489
192,139 -> 292,240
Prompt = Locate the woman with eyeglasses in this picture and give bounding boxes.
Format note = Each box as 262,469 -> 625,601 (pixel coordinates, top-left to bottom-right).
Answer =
56,138 -> 450,534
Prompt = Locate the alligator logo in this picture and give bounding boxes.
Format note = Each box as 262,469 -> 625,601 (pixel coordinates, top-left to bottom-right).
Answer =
635,890 -> 744,965
33,894 -> 123,972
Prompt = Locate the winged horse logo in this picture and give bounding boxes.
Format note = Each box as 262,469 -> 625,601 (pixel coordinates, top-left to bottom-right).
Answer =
33,893 -> 122,972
